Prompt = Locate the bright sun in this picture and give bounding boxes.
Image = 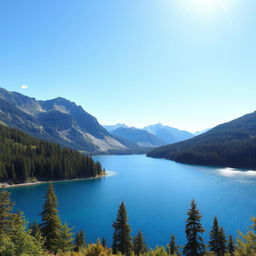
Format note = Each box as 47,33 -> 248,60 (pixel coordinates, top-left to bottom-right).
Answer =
189,0 -> 229,17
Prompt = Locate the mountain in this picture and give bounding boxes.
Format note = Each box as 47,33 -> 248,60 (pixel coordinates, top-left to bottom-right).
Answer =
0,124 -> 104,184
110,127 -> 164,148
193,128 -> 211,136
148,111 -> 256,169
0,88 -> 129,154
103,123 -> 128,132
144,123 -> 194,144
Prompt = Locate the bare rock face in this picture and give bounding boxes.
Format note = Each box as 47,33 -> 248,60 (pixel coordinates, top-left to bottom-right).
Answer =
0,88 -> 128,154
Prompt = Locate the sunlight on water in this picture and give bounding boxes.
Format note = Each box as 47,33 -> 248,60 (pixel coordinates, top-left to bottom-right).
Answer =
217,168 -> 256,177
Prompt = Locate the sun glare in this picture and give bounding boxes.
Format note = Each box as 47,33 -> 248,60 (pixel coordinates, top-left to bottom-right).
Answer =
179,0 -> 232,19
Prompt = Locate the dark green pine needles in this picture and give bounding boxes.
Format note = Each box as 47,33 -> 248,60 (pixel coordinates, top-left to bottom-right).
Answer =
183,200 -> 205,256
112,201 -> 132,256
0,124 -> 104,183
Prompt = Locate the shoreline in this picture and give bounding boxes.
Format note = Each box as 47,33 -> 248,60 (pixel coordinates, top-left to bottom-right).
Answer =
0,171 -> 115,189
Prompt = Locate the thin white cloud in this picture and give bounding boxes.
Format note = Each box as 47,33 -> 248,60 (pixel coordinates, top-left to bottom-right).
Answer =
20,85 -> 29,89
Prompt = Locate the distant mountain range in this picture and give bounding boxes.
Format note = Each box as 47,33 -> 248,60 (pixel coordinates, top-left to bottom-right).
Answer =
0,87 -> 210,155
0,88 -> 129,154
103,123 -> 128,132
104,123 -> 195,148
111,127 -> 164,148
148,112 -> 256,170
144,123 -> 194,144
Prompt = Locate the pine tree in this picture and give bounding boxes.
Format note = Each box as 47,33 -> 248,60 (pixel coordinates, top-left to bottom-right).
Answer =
183,200 -> 205,256
57,223 -> 74,253
218,227 -> 227,256
133,230 -> 147,256
40,183 -> 62,253
112,201 -> 132,256
0,190 -> 14,235
29,221 -> 41,239
102,237 -> 107,248
209,217 -> 220,254
228,235 -> 235,256
169,234 -> 179,255
7,212 -> 46,256
75,230 -> 86,251
209,217 -> 227,256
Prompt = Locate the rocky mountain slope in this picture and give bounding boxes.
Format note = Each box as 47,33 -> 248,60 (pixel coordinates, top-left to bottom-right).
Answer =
0,88 -> 128,154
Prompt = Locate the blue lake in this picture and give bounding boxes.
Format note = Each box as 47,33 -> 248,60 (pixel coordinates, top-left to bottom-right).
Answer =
6,154 -> 256,248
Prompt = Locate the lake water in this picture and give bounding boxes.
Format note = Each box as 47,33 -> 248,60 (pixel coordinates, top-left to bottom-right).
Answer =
6,154 -> 256,248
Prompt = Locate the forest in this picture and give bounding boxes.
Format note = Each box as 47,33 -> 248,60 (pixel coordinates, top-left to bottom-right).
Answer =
148,111 -> 256,170
0,124 -> 104,184
0,184 -> 255,256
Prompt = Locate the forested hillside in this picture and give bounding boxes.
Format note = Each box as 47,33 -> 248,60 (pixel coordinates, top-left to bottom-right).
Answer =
0,124 -> 104,184
148,111 -> 256,170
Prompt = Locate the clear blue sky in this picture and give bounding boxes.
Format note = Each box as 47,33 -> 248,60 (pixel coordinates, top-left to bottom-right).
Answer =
0,0 -> 255,132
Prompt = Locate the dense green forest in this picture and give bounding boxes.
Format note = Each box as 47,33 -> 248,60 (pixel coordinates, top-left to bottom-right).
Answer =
0,124 -> 105,183
148,112 -> 256,170
0,184 -> 255,256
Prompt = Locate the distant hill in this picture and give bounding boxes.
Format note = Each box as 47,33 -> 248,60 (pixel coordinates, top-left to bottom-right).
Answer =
103,123 -> 128,132
0,88 -> 129,154
148,112 -> 256,170
144,123 -> 194,144
111,127 -> 164,148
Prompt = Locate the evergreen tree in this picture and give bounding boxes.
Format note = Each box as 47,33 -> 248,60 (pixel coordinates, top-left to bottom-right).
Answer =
29,221 -> 42,239
133,230 -> 147,256
40,183 -> 62,253
102,237 -> 107,248
217,227 -> 227,256
75,230 -> 86,251
0,190 -> 14,235
228,235 -> 235,256
56,223 -> 74,253
112,201 -> 132,256
209,217 -> 227,256
209,217 -> 220,254
168,234 -> 179,255
183,200 -> 205,256
4,212 -> 46,256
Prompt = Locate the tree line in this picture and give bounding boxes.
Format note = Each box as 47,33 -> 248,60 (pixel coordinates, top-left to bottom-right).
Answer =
0,124 -> 104,183
148,130 -> 256,170
0,184 -> 255,255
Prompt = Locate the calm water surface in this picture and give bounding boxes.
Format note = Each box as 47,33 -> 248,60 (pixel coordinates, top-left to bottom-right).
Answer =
6,155 -> 256,248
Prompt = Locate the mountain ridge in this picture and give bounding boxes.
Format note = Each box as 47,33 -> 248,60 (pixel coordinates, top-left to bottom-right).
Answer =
0,88 -> 129,154
148,111 -> 256,170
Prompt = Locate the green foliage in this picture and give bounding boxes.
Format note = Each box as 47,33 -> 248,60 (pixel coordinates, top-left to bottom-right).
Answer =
235,231 -> 256,256
148,112 -> 256,170
30,221 -> 42,239
228,235 -> 235,256
145,246 -> 169,256
209,217 -> 227,255
183,200 -> 205,256
82,240 -> 114,256
101,237 -> 107,248
0,212 -> 46,256
57,223 -> 74,253
75,231 -> 86,251
168,234 -> 179,255
112,202 -> 132,256
0,191 -> 14,235
0,124 -> 104,183
133,230 -> 147,256
40,183 -> 62,253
